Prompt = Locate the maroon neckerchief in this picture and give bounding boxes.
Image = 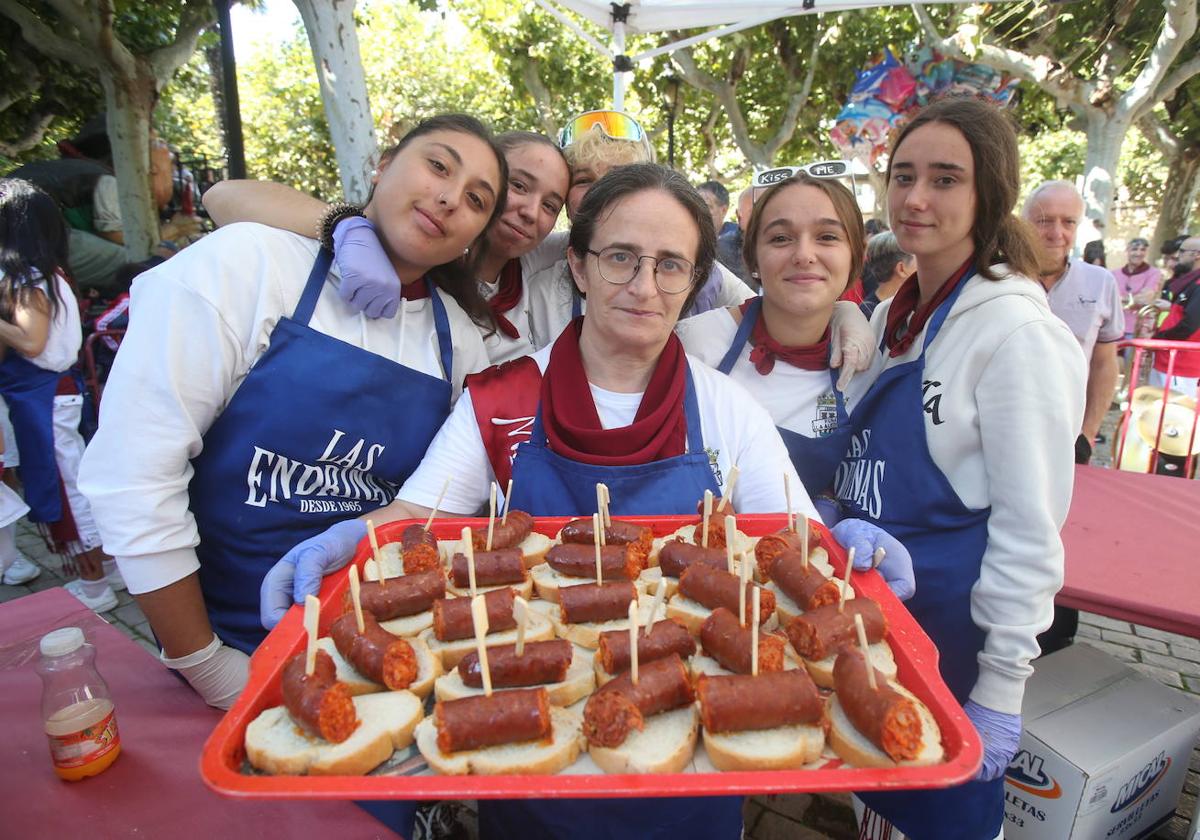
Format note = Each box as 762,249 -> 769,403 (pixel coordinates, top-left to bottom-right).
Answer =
400,276 -> 430,300
488,259 -> 523,339
883,257 -> 974,358
740,299 -> 831,374
1121,263 -> 1149,277
539,317 -> 688,466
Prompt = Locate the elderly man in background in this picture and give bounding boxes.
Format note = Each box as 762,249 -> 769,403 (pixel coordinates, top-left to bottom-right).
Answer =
1113,238 -> 1162,340
1024,181 -> 1124,467
716,186 -> 753,286
1150,235 -> 1200,395
859,230 -> 913,318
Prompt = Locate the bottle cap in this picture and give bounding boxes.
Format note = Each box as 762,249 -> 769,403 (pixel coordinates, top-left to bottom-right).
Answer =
40,627 -> 85,657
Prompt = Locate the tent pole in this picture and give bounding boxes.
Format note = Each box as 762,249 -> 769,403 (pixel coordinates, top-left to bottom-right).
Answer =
612,17 -> 626,111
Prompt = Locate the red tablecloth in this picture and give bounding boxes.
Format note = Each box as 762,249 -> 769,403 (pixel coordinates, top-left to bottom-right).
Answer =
1058,465 -> 1200,638
0,589 -> 400,838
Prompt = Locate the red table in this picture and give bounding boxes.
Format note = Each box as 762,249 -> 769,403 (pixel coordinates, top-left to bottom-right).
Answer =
0,588 -> 400,839
1058,465 -> 1200,638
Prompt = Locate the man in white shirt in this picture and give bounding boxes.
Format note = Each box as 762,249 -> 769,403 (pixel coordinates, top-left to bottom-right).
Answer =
1023,181 -> 1124,465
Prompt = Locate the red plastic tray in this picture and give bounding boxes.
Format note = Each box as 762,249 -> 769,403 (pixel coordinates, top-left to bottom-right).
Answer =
202,514 -> 981,800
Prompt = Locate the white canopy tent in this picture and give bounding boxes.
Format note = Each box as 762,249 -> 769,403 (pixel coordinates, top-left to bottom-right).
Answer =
533,0 -> 981,110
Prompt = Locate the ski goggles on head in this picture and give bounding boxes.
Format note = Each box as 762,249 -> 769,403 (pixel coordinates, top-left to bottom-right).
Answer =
558,110 -> 653,158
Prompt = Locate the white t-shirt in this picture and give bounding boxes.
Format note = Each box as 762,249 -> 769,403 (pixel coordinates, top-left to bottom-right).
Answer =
399,344 -> 817,521
1045,259 -> 1125,361
676,307 -> 843,440
476,251 -> 542,365
77,223 -> 490,594
13,272 -> 82,373
92,174 -> 122,233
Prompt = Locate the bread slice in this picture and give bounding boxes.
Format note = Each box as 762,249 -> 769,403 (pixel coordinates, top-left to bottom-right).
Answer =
702,722 -> 826,771
670,523 -> 757,559
244,690 -> 423,776
688,652 -> 799,680
418,610 -> 555,669
415,704 -> 585,775
446,576 -> 534,600
588,704 -> 699,774
434,643 -> 595,706
666,593 -> 779,637
529,594 -> 666,649
788,640 -> 896,689
439,531 -> 554,570
316,635 -> 441,700
529,561 -> 653,603
827,683 -> 945,768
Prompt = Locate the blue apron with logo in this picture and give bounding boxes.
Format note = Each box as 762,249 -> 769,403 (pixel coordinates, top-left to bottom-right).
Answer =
0,353 -> 63,522
834,271 -> 1002,839
717,297 -> 852,497
188,250 -> 454,655
484,363 -> 741,839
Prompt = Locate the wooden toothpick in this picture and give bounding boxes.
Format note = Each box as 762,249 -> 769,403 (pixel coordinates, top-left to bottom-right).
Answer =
716,465 -> 739,512
501,478 -> 514,525
593,512 -> 604,585
303,594 -> 320,676
486,482 -> 497,551
349,565 -> 365,634
423,477 -> 451,532
751,588 -> 761,676
471,595 -> 492,696
366,519 -> 385,586
839,547 -> 856,614
855,613 -> 877,691
514,595 -> 529,657
701,490 -> 714,549
629,599 -> 640,685
461,526 -> 477,597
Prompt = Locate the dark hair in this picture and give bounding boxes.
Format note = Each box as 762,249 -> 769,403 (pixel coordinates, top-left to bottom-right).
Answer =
0,178 -> 67,323
1162,236 -> 1186,257
861,231 -> 913,297
864,218 -> 888,236
697,180 -> 730,207
742,172 -> 866,296
1128,237 -> 1149,249
494,130 -> 568,168
568,163 -> 717,315
368,114 -> 509,330
887,97 -> 1041,281
1082,240 -> 1106,267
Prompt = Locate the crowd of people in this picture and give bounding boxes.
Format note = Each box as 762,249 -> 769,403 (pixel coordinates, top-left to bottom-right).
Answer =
0,97 -> 1196,840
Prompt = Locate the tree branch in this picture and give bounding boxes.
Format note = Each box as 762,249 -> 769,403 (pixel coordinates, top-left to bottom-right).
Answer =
1139,53 -> 1200,121
0,0 -> 96,70
519,59 -> 559,138
762,24 -> 821,161
147,0 -> 215,86
1138,111 -> 1180,158
0,60 -> 39,113
1117,0 -> 1198,119
0,107 -> 56,157
911,2 -> 1091,110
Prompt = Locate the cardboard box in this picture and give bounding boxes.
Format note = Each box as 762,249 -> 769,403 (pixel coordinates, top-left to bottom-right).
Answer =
1003,643 -> 1200,839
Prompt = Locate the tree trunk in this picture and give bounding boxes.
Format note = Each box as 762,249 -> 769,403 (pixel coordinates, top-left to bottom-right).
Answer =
294,0 -> 377,204
1079,113 -> 1131,233
1151,143 -> 1200,258
101,68 -> 158,261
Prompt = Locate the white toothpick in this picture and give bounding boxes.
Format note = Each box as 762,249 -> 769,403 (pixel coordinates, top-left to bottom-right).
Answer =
784,474 -> 795,533
702,490 -> 714,549
855,613 -> 877,691
423,477 -> 451,532
725,514 -> 736,575
461,526 -> 477,597
647,579 -> 666,636
716,465 -> 739,512
872,546 -> 886,569
304,594 -> 320,676
739,545 -> 749,626
366,519 -> 385,586
751,587 -> 761,676
501,479 -> 514,525
799,512 -> 809,569
471,594 -> 492,696
839,546 -> 856,614
600,483 -> 612,527
595,485 -> 606,547
486,482 -> 497,551
593,512 -> 604,585
629,599 -> 640,685
349,565 -> 365,634
514,595 -> 529,657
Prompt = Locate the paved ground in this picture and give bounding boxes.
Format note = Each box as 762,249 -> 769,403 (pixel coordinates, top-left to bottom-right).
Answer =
4,513 -> 1196,839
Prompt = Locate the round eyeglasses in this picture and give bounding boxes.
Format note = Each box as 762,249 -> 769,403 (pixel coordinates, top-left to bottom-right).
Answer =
585,246 -> 696,294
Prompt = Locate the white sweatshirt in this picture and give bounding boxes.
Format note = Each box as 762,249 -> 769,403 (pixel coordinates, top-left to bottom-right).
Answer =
476,250 -> 543,365
77,223 -> 490,595
843,267 -> 1086,714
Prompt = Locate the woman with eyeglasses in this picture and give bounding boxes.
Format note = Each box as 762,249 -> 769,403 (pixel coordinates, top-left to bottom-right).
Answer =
835,98 -> 1085,840
265,163 -> 818,839
204,130 -> 571,365
76,115 -> 503,723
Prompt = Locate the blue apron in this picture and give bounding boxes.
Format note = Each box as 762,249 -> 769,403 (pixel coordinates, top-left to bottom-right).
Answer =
834,271 -> 1002,839
188,250 -> 455,655
0,353 -> 64,522
485,363 -> 741,840
717,297 -> 852,496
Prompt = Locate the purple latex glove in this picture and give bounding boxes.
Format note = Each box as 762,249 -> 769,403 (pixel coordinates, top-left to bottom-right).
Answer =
333,215 -> 401,319
259,519 -> 366,630
964,700 -> 1022,781
830,518 -> 915,601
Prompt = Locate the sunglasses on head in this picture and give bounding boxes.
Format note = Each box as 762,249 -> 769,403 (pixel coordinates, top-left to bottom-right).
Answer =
558,110 -> 653,159
752,160 -> 851,188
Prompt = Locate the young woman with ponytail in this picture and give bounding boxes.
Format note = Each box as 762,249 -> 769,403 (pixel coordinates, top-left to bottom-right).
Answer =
833,97 -> 1087,840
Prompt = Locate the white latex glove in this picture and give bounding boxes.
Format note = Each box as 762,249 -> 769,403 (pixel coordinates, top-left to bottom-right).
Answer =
161,633 -> 249,710
829,300 -> 874,391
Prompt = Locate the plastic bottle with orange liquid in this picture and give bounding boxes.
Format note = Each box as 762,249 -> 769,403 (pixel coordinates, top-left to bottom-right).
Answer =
36,627 -> 121,780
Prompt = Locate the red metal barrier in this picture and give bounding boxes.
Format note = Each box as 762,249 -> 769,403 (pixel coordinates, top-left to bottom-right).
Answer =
1113,338 -> 1200,477
81,329 -> 126,410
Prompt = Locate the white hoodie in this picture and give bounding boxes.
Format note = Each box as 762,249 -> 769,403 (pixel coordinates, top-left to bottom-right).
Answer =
843,267 -> 1086,714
